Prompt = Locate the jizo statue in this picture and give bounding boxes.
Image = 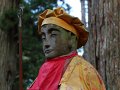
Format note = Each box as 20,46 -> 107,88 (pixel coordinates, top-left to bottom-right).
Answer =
28,8 -> 106,90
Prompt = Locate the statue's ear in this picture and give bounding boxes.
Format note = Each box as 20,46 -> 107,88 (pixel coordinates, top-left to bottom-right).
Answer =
68,32 -> 78,50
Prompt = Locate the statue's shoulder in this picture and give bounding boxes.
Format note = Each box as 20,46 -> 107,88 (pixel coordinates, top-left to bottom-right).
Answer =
72,55 -> 96,71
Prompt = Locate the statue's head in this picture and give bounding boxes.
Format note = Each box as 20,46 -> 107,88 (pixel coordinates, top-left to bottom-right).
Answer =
41,24 -> 77,59
38,7 -> 89,59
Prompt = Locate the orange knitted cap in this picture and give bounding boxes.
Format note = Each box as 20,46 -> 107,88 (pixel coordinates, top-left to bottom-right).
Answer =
38,7 -> 89,48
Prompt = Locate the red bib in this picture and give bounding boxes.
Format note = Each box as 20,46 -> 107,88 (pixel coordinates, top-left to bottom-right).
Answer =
28,51 -> 77,90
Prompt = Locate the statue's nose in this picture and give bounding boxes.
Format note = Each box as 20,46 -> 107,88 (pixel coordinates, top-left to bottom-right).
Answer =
44,39 -> 50,49
44,44 -> 50,49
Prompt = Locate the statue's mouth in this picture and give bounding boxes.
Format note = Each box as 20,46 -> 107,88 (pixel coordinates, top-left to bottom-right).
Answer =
44,49 -> 52,54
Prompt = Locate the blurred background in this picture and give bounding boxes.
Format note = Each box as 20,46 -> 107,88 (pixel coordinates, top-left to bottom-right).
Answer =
0,0 -> 120,90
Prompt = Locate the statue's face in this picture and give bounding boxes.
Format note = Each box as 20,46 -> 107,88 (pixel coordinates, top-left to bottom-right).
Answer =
41,24 -> 71,59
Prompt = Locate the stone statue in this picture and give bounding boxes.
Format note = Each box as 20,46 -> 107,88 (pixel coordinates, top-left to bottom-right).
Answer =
28,7 -> 106,90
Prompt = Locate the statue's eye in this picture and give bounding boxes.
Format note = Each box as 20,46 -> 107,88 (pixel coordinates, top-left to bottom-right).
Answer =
41,35 -> 46,41
51,33 -> 57,37
50,29 -> 60,37
42,37 -> 45,41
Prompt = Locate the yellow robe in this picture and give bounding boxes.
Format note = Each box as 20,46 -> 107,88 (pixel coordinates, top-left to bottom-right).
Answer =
59,55 -> 106,90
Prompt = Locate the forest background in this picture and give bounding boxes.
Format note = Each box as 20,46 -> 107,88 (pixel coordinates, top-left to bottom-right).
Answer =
0,0 -> 119,90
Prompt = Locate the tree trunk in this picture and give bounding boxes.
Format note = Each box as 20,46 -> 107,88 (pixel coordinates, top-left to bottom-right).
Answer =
0,0 -> 19,90
82,0 -> 120,89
